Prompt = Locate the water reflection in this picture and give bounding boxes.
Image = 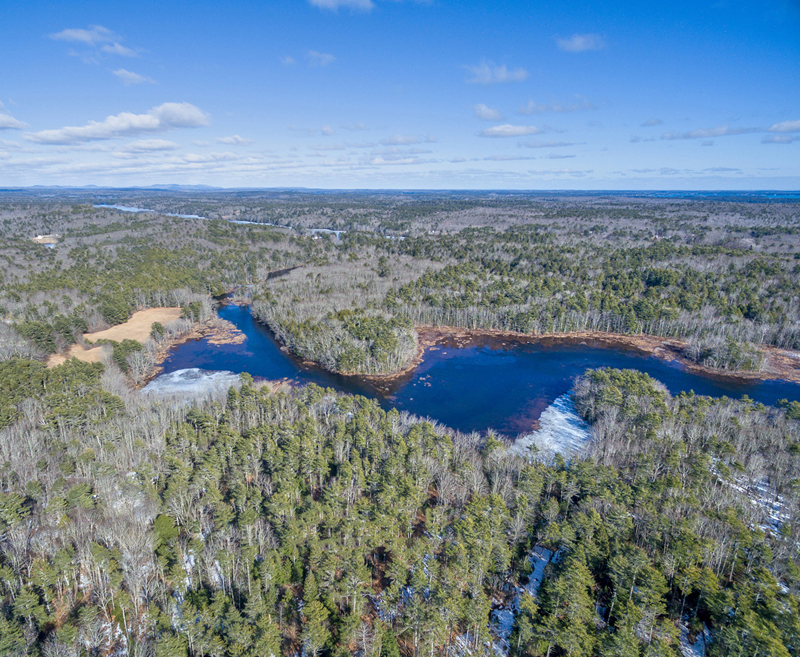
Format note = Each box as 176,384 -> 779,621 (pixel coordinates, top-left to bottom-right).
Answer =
156,304 -> 800,436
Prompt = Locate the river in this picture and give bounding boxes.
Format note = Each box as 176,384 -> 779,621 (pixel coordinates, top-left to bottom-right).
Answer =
146,305 -> 800,438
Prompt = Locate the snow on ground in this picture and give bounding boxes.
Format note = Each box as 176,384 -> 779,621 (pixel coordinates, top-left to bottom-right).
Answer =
524,546 -> 552,596
142,368 -> 240,397
721,473 -> 791,536
679,623 -> 711,657
510,394 -> 591,459
489,546 -> 554,656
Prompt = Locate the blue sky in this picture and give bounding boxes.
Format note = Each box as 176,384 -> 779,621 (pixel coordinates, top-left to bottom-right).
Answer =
0,0 -> 798,189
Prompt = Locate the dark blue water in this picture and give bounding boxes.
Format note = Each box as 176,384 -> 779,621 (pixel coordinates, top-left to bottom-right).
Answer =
158,304 -> 800,436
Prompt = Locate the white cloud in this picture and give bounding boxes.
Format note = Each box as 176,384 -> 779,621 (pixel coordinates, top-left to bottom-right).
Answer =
321,125 -> 334,135
362,155 -> 434,166
483,155 -> 537,161
380,134 -> 429,145
102,43 -> 137,57
767,120 -> 800,133
0,112 -> 28,130
464,61 -> 528,84
342,122 -> 367,131
216,135 -> 253,145
312,143 -> 347,151
527,168 -> 593,176
480,124 -> 542,138
307,50 -> 336,67
763,135 -> 795,144
51,25 -> 136,58
281,55 -> 296,65
473,104 -> 504,121
518,140 -> 579,148
113,69 -> 155,85
641,118 -> 662,127
122,139 -> 180,152
556,33 -> 605,53
371,146 -> 432,156
519,99 -> 595,114
661,126 -> 759,140
308,0 -> 374,9
25,102 -> 209,144
50,25 -> 116,45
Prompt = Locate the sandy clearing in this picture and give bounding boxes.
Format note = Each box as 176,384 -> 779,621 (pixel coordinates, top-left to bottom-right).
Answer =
47,307 -> 183,368
85,307 -> 183,343
47,343 -> 107,368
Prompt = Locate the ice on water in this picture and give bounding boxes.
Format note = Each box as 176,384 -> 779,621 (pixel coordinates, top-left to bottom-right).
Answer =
142,368 -> 240,396
511,393 -> 591,459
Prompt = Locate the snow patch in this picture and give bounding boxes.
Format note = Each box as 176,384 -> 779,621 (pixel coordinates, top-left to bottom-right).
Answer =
511,394 -> 591,459
142,368 -> 240,397
489,546 -> 553,656
679,623 -> 711,657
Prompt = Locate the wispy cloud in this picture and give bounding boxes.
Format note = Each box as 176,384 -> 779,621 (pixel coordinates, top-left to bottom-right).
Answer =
289,125 -> 337,136
763,135 -> 795,144
25,102 -> 209,145
464,61 -> 528,84
311,141 -> 375,150
768,120 -> 800,133
361,155 -> 435,166
102,43 -> 137,57
528,167 -> 593,176
308,0 -> 374,10
113,69 -> 155,85
50,25 -> 137,58
480,124 -> 542,137
556,33 -> 605,53
50,25 -> 116,45
473,104 -> 504,121
482,155 -> 537,161
307,50 -> 336,67
216,135 -> 253,145
518,140 -> 580,148
661,126 -> 759,140
380,134 -> 436,145
121,139 -> 180,152
0,109 -> 28,130
641,118 -> 662,127
281,55 -> 296,66
519,99 -> 595,114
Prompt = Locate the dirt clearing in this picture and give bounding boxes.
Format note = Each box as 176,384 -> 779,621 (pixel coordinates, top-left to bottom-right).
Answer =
47,307 -> 183,367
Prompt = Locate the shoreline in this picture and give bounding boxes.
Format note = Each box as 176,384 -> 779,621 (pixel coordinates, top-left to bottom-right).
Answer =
354,325 -> 800,386
141,316 -> 245,386
143,304 -> 800,388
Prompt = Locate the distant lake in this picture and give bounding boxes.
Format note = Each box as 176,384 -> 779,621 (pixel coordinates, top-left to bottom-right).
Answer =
154,304 -> 800,436
93,204 -> 205,219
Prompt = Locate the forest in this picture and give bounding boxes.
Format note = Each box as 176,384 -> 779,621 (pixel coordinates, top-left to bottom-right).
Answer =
0,189 -> 798,656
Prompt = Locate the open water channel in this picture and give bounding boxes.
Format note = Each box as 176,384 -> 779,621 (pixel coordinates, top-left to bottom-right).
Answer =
146,305 -> 800,439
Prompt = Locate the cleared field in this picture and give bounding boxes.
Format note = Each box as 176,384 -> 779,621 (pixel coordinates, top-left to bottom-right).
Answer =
47,307 -> 182,367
